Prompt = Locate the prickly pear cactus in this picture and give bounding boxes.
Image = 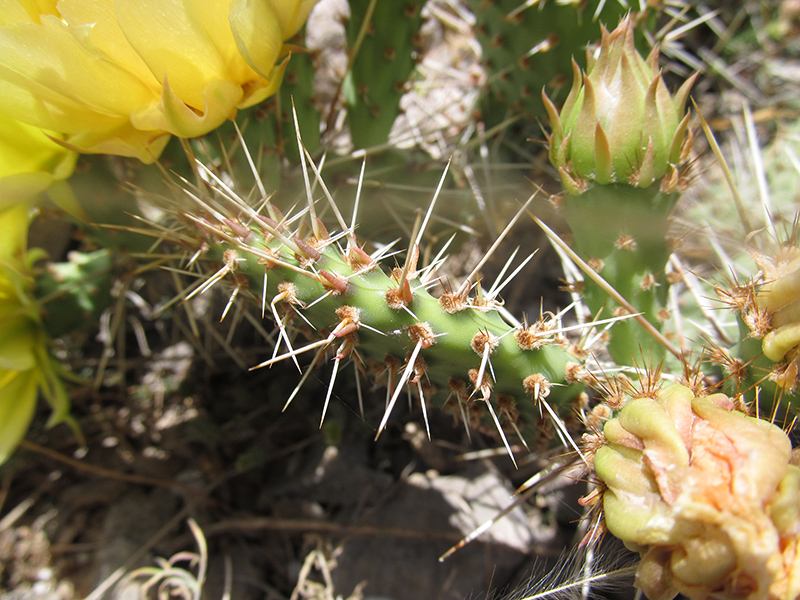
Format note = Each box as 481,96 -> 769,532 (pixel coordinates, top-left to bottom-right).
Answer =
343,0 -> 425,149
589,382 -> 800,600
544,19 -> 695,365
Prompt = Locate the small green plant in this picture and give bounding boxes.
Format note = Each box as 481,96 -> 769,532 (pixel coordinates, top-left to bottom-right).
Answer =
117,519 -> 208,600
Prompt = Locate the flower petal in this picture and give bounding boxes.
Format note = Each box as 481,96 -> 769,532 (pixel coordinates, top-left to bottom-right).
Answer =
0,368 -> 38,464
0,17 -> 157,134
229,0 -> 285,79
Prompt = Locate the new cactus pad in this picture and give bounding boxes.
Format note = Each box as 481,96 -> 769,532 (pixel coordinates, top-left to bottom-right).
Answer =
157,157 -> 588,456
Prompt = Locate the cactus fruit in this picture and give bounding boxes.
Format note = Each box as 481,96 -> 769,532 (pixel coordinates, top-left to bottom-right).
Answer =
343,0 -> 425,149
590,383 -> 800,600
544,18 -> 695,365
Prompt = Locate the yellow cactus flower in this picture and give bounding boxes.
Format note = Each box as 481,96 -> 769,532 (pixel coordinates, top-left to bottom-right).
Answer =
0,204 -> 69,464
0,0 -> 319,163
0,113 -> 78,208
593,384 -> 800,600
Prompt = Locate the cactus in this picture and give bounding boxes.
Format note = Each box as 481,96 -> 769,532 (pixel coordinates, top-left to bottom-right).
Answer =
343,0 -> 425,149
544,18 -> 696,366
589,382 -> 800,600
712,230 -> 800,407
679,112 -> 800,409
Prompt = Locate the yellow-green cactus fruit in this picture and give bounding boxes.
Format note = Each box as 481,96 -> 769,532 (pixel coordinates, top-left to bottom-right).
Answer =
593,384 -> 800,600
544,17 -> 695,192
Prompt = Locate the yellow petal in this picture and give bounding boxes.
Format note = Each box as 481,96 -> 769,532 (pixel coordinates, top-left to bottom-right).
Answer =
0,317 -> 36,371
229,0 -> 286,79
262,0 -> 320,39
0,0 -> 315,160
0,114 -> 76,178
132,78 -> 242,138
0,368 -> 38,464
57,120 -> 171,163
57,0 -> 159,92
0,0 -> 58,25
113,0 -> 241,111
0,17 -> 157,133
0,203 -> 30,259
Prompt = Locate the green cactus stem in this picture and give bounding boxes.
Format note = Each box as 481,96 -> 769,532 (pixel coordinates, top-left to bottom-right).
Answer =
158,165 -> 589,458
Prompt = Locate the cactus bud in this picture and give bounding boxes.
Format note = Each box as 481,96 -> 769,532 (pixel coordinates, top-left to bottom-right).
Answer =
544,18 -> 695,191
593,384 -> 800,600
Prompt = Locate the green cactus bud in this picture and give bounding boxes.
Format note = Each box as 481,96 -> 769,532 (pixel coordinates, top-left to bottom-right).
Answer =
545,18 -> 695,191
593,384 -> 800,600
543,18 -> 697,366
